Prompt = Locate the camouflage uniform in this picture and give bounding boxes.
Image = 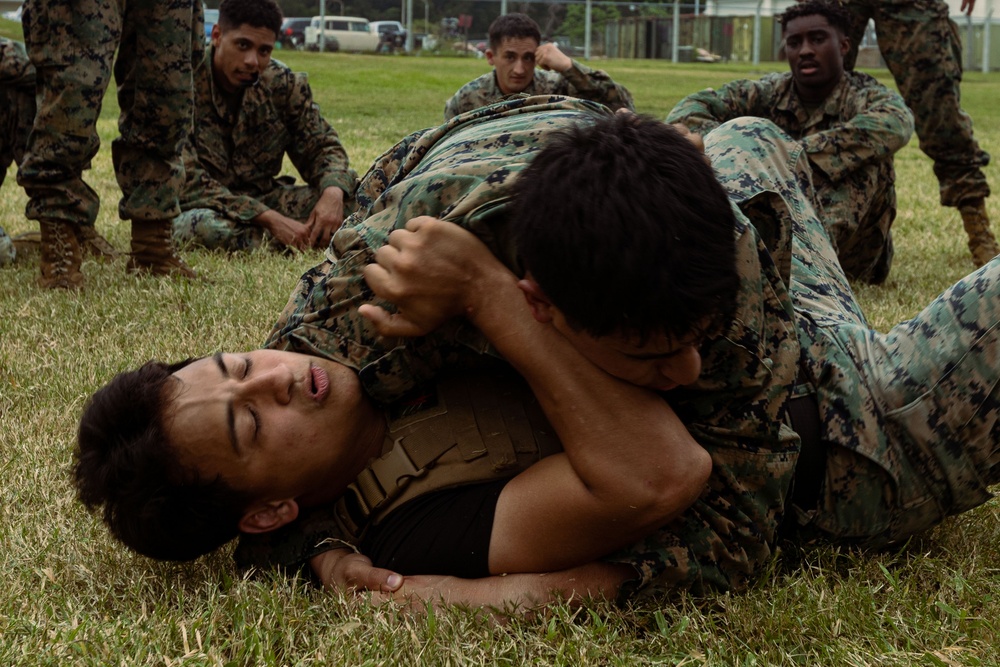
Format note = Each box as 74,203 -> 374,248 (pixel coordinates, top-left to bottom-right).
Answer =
667,71 -> 913,284
0,38 -> 35,266
442,63 -> 634,120
619,118 -> 1000,597
16,0 -> 201,227
175,47 -> 358,251
840,0 -> 990,208
250,100 -> 1000,599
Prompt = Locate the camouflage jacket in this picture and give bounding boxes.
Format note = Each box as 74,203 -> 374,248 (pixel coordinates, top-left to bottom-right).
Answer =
245,97 -> 802,596
180,46 -> 357,223
245,105 -> 1000,600
443,63 -> 634,120
667,71 -> 913,188
0,38 -> 34,89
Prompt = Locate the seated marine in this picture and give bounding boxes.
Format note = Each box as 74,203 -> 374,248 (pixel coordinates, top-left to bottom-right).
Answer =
175,0 -> 358,253
443,13 -> 634,120
668,0 -> 913,284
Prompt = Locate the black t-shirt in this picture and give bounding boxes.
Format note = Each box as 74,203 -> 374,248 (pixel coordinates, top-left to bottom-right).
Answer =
360,478 -> 509,579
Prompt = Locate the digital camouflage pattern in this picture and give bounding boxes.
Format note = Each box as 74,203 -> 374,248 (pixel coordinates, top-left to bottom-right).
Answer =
251,105 -> 1000,598
16,0 -> 202,226
255,98 -> 803,587
840,0 -> 990,207
618,117 -> 1000,599
442,62 -> 635,120
0,37 -> 35,266
668,70 -> 913,284
175,47 -> 358,251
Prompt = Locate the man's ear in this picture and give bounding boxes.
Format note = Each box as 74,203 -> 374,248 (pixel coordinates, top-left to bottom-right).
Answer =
839,34 -> 850,58
517,274 -> 555,323
486,48 -> 496,66
238,499 -> 299,534
211,23 -> 222,48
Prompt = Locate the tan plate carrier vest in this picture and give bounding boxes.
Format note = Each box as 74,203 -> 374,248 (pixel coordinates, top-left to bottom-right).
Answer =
331,368 -> 563,543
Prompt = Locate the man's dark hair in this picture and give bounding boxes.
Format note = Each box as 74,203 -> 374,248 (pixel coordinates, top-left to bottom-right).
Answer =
512,113 -> 739,343
488,13 -> 541,51
74,359 -> 251,561
778,0 -> 851,35
218,0 -> 283,37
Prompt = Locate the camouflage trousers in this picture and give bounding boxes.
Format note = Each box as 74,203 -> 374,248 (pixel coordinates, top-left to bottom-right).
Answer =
0,85 -> 33,187
173,182 -> 340,251
841,0 -> 990,206
712,118 -> 1000,548
813,153 -> 896,284
618,118 -> 1000,597
17,0 -> 202,226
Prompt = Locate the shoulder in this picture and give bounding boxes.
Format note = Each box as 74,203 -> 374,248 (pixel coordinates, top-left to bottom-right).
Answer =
843,70 -> 891,93
758,72 -> 792,88
260,58 -> 295,87
455,72 -> 495,94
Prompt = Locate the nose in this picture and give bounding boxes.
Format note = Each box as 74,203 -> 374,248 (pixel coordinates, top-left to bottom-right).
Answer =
244,51 -> 259,70
658,346 -> 702,387
245,363 -> 293,404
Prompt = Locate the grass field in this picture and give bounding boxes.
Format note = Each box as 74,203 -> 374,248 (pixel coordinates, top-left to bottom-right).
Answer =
2,18 -> 1000,665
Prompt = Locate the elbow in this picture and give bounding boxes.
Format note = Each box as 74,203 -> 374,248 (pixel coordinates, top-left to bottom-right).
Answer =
623,444 -> 712,528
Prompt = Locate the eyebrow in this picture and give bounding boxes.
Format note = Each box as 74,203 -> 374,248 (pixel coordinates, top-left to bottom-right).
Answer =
213,352 -> 240,455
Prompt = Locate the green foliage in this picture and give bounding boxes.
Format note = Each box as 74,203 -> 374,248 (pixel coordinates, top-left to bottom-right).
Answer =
560,4 -> 622,44
2,53 -> 1000,665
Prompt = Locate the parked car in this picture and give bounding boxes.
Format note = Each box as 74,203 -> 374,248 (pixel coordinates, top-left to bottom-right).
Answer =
304,16 -> 379,53
370,20 -> 406,51
278,17 -> 311,50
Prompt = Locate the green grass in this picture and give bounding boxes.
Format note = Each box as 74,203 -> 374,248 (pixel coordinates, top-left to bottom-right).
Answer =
2,45 -> 1000,665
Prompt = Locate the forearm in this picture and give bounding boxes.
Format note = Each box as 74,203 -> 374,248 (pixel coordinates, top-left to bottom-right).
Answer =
387,561 -> 634,611
465,265 -> 709,543
803,92 -> 914,180
560,61 -> 635,112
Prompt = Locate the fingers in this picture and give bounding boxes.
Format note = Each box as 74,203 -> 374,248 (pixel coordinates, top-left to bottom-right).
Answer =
358,303 -> 427,338
341,557 -> 404,593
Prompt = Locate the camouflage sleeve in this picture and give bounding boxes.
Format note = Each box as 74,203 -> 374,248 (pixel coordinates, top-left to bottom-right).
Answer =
556,60 -> 635,112
801,74 -> 914,183
267,96 -> 613,405
443,90 -> 462,120
443,74 -> 493,121
666,77 -> 773,135
234,504 -> 352,572
606,219 -> 801,598
282,71 -> 358,196
606,119 -> 815,598
0,38 -> 35,89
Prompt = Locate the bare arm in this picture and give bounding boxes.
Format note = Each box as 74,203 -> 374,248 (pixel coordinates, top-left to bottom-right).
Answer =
373,562 -> 635,613
361,217 -> 711,574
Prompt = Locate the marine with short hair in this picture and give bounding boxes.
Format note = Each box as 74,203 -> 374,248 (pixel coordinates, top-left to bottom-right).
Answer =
174,0 -> 358,253
443,13 -> 634,120
669,0 -> 913,284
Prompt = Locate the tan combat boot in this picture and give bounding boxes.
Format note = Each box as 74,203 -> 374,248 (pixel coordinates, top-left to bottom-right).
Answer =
960,199 -> 999,268
79,225 -> 119,259
126,219 -> 197,278
38,220 -> 84,289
